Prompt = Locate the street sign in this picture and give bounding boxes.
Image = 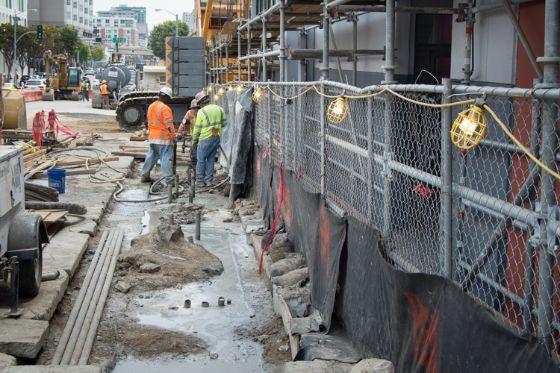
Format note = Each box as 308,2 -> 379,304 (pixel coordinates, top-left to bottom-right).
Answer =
112,37 -> 126,43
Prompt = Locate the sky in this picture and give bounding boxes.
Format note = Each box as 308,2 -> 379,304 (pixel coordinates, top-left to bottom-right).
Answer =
93,0 -> 195,31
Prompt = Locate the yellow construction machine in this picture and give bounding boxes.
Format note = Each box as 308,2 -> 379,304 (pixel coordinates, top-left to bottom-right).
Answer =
43,50 -> 83,101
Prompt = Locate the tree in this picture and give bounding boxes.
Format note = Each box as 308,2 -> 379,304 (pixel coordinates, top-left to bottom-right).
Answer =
78,41 -> 90,65
148,20 -> 190,59
55,26 -> 79,63
18,27 -> 41,74
0,23 -> 18,79
91,44 -> 105,61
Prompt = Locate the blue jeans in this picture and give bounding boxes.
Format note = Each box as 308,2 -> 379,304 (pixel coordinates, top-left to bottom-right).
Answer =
196,137 -> 220,183
141,143 -> 174,181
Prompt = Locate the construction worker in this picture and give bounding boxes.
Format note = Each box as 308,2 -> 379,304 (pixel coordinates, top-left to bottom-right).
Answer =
178,99 -> 199,163
140,86 -> 176,183
192,91 -> 227,187
80,78 -> 90,102
100,80 -> 109,109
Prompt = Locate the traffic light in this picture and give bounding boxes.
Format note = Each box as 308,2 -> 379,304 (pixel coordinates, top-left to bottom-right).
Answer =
36,25 -> 43,40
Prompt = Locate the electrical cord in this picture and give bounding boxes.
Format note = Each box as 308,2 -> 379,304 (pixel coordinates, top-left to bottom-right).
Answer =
484,104 -> 560,181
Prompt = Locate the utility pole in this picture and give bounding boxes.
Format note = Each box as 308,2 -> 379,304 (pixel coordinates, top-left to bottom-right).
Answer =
175,13 -> 179,37
12,10 -> 18,85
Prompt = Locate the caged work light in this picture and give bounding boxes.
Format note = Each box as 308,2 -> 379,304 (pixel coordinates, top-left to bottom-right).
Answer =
236,84 -> 244,94
252,86 -> 265,102
451,104 -> 487,150
217,86 -> 225,95
207,85 -> 213,93
327,97 -> 349,124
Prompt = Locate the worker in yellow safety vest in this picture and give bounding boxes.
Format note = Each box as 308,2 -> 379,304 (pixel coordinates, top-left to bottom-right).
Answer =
140,86 -> 176,183
192,90 -> 227,187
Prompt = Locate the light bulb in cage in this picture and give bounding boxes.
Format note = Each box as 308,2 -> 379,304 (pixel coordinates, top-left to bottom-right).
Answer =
252,86 -> 264,102
228,85 -> 234,92
236,84 -> 244,94
327,97 -> 349,124
207,85 -> 213,93
214,93 -> 221,102
451,105 -> 487,149
217,86 -> 225,95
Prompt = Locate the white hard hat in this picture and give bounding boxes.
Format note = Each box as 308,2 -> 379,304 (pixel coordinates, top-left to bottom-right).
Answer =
159,86 -> 172,98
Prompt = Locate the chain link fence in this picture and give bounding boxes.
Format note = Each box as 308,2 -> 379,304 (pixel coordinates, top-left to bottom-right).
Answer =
218,81 -> 560,355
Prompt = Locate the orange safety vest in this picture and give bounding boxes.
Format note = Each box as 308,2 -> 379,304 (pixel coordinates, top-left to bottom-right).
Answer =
147,100 -> 175,144
100,84 -> 108,95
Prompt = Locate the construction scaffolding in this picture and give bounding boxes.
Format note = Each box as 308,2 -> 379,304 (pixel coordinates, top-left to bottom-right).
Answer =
204,0 -> 560,360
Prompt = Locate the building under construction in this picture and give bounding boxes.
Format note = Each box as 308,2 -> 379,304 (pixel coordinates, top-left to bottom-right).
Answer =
196,0 -> 560,370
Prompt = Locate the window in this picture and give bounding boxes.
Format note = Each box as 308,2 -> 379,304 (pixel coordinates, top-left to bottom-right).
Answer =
66,0 -> 70,5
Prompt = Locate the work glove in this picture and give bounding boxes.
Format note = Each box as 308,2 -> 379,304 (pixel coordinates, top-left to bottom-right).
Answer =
190,142 -> 198,161
181,118 -> 187,126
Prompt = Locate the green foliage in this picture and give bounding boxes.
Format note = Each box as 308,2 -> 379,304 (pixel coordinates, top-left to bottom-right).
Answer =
55,26 -> 79,57
78,41 -> 90,63
91,44 -> 105,61
148,20 -> 190,59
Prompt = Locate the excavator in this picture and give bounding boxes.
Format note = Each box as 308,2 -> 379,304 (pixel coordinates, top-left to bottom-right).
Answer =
43,50 -> 83,101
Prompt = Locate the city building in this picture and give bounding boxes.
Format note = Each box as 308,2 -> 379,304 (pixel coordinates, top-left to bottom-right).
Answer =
28,0 -> 94,37
0,0 -> 27,25
94,15 -> 138,51
182,10 -> 196,34
97,5 -> 147,47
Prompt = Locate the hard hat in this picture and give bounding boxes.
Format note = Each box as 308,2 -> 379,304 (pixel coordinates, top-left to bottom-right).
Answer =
159,86 -> 173,98
101,80 -> 107,83
190,98 -> 198,109
195,90 -> 209,105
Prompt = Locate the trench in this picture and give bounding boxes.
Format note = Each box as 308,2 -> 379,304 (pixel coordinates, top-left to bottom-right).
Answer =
92,180 -> 279,371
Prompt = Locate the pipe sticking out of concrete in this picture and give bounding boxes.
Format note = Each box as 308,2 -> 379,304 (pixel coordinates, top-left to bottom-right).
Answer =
195,211 -> 202,241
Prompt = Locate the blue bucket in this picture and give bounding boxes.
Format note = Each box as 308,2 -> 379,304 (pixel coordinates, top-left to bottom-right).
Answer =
47,168 -> 66,194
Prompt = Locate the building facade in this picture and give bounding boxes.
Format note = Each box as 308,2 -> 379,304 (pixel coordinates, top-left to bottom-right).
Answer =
95,15 -> 137,51
182,10 -> 196,34
27,0 -> 94,37
0,0 -> 27,25
97,6 -> 147,47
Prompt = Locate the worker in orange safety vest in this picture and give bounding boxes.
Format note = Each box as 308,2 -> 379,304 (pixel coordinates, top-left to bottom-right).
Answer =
140,86 -> 176,183
100,80 -> 109,109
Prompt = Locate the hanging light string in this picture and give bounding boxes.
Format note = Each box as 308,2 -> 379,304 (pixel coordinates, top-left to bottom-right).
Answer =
222,81 -> 559,181
484,104 -> 560,181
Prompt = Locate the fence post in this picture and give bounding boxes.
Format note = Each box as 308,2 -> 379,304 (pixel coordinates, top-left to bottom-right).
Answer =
536,0 -> 558,352
247,25 -> 252,81
320,81 -> 326,195
237,31 -> 241,80
366,97 -> 374,224
441,78 -> 454,279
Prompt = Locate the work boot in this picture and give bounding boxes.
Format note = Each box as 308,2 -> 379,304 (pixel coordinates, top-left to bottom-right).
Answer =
140,174 -> 152,183
195,181 -> 205,188
205,181 -> 214,187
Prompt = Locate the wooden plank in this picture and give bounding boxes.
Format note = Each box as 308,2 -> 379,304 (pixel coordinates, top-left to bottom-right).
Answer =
32,169 -> 97,179
54,156 -> 119,167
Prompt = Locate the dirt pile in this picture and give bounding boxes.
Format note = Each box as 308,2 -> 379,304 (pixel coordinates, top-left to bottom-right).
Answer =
237,317 -> 291,364
116,222 -> 224,291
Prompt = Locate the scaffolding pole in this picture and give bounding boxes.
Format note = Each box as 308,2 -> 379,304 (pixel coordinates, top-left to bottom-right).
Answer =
262,17 -> 267,81
237,31 -> 242,80
321,1 -> 330,79
279,0 -> 286,81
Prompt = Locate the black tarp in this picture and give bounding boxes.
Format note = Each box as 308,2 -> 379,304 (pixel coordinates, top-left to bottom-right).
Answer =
220,89 -> 253,186
335,217 -> 559,373
281,170 -> 346,330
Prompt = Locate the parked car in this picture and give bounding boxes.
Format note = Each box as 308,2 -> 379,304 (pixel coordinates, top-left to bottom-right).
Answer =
24,79 -> 46,90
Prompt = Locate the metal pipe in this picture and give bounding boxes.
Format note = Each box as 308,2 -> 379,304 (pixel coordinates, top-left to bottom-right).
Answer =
247,25 -> 252,81
326,0 -> 353,9
195,210 -> 202,240
262,17 -> 267,81
321,1 -> 330,79
288,48 -> 384,59
537,0 -> 559,351
320,83 -> 326,194
501,0 -> 543,80
51,231 -> 109,365
237,31 -> 242,80
441,79 -> 454,279
238,2 -> 281,31
366,97 -> 374,222
463,0 -> 474,83
352,14 -> 358,86
279,0 -> 286,81
225,42 -> 229,83
78,232 -> 124,364
239,49 -> 281,61
72,232 -> 123,364
383,0 -> 396,83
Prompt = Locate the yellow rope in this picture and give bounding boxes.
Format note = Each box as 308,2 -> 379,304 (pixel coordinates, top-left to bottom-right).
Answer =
484,104 -> 560,181
266,85 -> 314,100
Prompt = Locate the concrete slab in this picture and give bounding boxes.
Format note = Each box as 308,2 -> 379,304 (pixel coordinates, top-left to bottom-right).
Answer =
19,271 -> 69,321
4,366 -> 101,373
42,230 -> 90,277
0,319 -> 48,358
0,352 -> 16,370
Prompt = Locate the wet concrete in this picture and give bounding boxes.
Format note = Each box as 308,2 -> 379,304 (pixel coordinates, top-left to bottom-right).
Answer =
113,191 -> 276,372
